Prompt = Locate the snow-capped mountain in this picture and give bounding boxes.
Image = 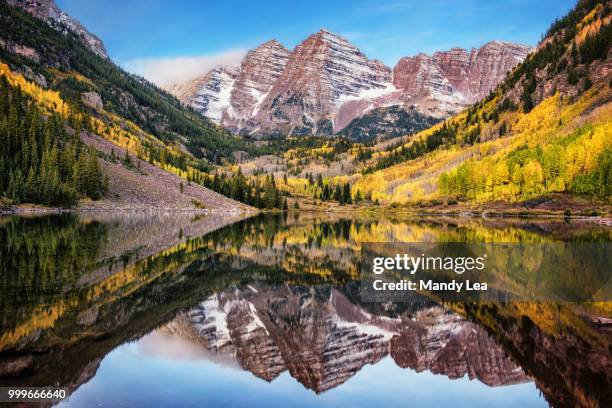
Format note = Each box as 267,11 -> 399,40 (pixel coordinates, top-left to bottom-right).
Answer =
249,29 -> 392,136
162,284 -> 529,393
168,30 -> 531,138
169,40 -> 291,129
168,65 -> 240,123
224,40 -> 291,130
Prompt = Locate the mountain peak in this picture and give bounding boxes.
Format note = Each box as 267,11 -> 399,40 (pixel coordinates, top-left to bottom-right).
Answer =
246,26 -> 392,135
259,39 -> 287,50
479,40 -> 532,51
170,33 -> 530,137
255,39 -> 290,58
311,28 -> 349,44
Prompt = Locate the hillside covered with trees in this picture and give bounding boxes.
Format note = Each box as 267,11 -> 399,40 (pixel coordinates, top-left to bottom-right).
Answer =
0,0 -> 287,210
0,67 -> 105,206
0,1 -> 253,163
351,0 -> 611,207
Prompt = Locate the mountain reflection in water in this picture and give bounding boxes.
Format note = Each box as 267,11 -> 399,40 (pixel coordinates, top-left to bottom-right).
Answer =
162,284 -> 528,391
0,212 -> 610,408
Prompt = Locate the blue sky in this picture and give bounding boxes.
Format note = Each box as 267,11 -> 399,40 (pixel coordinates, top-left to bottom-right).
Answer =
56,0 -> 577,85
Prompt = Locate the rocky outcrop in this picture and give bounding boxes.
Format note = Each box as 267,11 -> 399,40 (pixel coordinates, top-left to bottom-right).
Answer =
0,38 -> 40,62
81,91 -> 103,110
163,284 -> 529,393
7,0 -> 108,58
169,32 -> 530,138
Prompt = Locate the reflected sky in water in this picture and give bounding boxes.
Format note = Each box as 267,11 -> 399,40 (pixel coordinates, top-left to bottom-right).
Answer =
60,331 -> 546,408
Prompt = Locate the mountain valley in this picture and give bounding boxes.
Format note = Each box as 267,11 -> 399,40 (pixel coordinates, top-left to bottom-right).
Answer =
0,0 -> 610,214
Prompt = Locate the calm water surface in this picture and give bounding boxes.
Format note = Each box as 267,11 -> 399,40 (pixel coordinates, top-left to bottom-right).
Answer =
0,212 -> 610,407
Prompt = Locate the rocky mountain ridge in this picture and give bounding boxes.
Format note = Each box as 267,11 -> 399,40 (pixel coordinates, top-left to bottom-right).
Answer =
162,284 -> 529,393
6,0 -> 108,58
169,31 -> 531,138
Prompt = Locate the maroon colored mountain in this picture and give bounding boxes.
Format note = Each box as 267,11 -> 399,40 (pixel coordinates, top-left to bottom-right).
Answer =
162,284 -> 529,393
169,31 -> 531,137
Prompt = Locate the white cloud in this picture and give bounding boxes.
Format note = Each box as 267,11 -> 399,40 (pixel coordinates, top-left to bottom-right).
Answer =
122,49 -> 247,87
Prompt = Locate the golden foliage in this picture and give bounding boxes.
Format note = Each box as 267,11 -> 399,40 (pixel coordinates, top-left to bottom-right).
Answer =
354,88 -> 612,204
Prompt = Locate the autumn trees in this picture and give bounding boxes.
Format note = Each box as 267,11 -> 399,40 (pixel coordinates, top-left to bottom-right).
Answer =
0,76 -> 106,206
439,124 -> 611,202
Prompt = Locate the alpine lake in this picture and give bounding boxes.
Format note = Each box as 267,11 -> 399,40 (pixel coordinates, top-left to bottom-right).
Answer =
0,211 -> 610,408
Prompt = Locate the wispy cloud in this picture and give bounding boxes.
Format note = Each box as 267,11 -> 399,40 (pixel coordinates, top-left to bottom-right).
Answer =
122,49 -> 247,87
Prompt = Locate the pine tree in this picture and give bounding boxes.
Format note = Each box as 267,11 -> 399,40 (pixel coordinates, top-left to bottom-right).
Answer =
334,185 -> 342,202
73,155 -> 85,195
25,166 -> 37,202
254,183 -> 262,208
321,184 -> 330,200
343,183 -> 352,204
84,151 -> 104,199
8,169 -> 24,203
263,174 -> 277,209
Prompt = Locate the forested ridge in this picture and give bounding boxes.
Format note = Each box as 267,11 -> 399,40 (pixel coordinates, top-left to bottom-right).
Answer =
0,1 -> 254,163
0,0 -> 291,209
352,0 -> 612,206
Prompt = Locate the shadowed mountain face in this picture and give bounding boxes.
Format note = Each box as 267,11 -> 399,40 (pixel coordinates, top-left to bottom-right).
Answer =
0,213 -> 610,407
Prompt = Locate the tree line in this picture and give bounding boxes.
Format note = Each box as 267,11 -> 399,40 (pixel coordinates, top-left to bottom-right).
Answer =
362,122 -> 461,174
304,173 -> 366,205
187,168 -> 287,210
439,125 -> 611,202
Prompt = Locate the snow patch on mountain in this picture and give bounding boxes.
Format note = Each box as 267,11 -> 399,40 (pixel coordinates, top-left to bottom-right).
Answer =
167,30 -> 531,137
